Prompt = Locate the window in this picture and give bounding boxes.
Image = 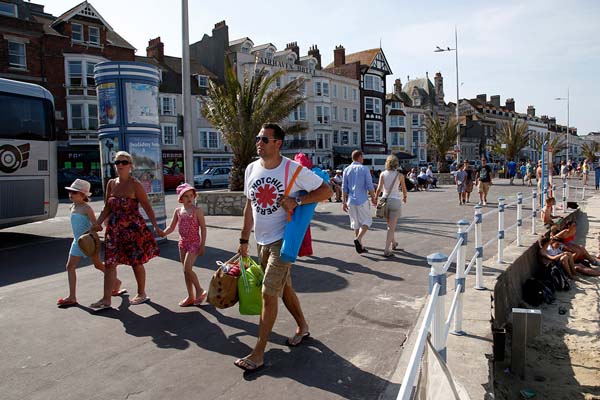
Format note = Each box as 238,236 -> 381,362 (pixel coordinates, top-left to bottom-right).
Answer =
364,74 -> 382,92
332,106 -> 338,122
315,81 -> 329,97
315,105 -> 330,124
332,84 -> 337,98
290,103 -> 306,121
333,130 -> 339,144
69,103 -> 97,130
390,115 -> 405,128
275,76 -> 282,89
316,133 -> 331,149
343,86 -> 348,100
160,96 -> 176,115
365,97 -> 381,114
241,43 -> 251,53
0,1 -> 17,17
341,131 -> 349,145
68,61 -> 82,86
343,107 -> 348,122
89,26 -> 100,46
353,131 -> 359,145
161,124 -> 177,145
353,88 -> 358,101
8,41 -> 26,68
72,23 -> 83,42
365,121 -> 382,143
391,101 -> 401,109
86,62 -> 96,86
391,132 -> 405,146
265,49 -> 273,60
199,130 -> 219,148
412,114 -> 420,127
352,109 -> 358,122
197,75 -> 208,88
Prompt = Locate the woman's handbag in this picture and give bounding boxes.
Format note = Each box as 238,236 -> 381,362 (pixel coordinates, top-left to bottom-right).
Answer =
207,255 -> 240,309
376,172 -> 400,219
238,256 -> 264,315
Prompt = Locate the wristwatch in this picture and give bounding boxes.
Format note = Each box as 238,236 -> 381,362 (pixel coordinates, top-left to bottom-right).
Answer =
295,197 -> 302,206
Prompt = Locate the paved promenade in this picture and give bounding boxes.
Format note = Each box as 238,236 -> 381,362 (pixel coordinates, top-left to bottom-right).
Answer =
0,182 -> 576,400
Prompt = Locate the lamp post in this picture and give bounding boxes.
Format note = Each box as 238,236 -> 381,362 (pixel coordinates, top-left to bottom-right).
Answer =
435,26 -> 460,164
555,89 -> 570,164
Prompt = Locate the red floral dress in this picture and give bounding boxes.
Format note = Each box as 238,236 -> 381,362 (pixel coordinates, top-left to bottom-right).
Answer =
177,206 -> 201,254
104,197 -> 159,266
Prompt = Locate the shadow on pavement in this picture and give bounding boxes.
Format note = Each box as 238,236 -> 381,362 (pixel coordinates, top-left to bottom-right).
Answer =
300,256 -> 405,281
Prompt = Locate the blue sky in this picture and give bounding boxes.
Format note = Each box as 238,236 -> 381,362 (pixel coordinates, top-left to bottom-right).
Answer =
44,0 -> 600,134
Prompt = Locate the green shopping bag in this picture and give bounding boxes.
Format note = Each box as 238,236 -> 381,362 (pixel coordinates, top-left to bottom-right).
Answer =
238,256 -> 264,315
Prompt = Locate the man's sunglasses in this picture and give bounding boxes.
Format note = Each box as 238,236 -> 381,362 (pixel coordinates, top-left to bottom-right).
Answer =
255,136 -> 280,144
114,160 -> 131,166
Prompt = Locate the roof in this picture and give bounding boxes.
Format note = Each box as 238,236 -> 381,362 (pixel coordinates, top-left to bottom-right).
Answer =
229,37 -> 253,47
252,43 -> 276,52
52,1 -> 113,31
136,55 -> 217,78
325,48 -> 379,69
402,77 -> 437,107
32,15 -> 67,37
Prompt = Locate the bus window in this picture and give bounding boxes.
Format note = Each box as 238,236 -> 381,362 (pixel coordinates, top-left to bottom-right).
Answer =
363,158 -> 373,166
0,94 -> 52,141
374,159 -> 386,166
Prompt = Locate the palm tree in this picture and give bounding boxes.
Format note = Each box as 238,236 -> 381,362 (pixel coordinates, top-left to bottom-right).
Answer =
531,132 -> 567,157
492,119 -> 529,161
425,114 -> 459,172
202,58 -> 307,191
581,142 -> 600,163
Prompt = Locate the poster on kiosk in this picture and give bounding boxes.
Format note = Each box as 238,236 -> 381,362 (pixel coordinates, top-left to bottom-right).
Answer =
94,61 -> 166,233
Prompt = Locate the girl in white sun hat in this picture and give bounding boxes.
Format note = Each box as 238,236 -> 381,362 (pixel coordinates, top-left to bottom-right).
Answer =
57,179 -> 125,307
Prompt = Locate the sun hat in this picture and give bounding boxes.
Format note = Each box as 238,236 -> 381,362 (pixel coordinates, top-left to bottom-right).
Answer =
77,230 -> 100,257
176,183 -> 196,202
65,179 -> 92,197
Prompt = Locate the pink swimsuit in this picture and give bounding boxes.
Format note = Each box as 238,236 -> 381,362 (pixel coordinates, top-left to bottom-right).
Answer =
177,206 -> 201,254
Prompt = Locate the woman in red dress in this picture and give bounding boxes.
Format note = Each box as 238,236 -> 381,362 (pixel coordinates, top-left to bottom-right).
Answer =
90,151 -> 162,309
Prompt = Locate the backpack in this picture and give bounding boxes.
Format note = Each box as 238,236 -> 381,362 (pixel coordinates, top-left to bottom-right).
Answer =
522,278 -> 546,306
544,261 -> 570,291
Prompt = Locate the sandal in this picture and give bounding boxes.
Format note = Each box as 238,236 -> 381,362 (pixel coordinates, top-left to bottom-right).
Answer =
194,290 -> 208,306
286,332 -> 310,347
57,298 -> 78,307
234,357 -> 264,372
178,298 -> 195,307
130,295 -> 150,305
111,289 -> 128,296
90,301 -> 111,311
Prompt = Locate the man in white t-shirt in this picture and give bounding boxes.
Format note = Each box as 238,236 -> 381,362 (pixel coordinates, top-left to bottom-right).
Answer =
235,123 -> 332,372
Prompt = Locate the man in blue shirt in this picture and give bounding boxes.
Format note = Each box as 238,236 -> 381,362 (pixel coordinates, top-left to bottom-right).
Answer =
507,160 -> 517,185
342,150 -> 377,253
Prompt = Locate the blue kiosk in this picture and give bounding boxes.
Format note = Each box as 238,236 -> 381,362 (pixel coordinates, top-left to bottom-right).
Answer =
94,61 -> 166,229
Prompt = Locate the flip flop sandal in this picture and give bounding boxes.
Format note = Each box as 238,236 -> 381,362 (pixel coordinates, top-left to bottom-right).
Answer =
90,301 -> 111,311
178,298 -> 195,307
286,332 -> 311,347
57,298 -> 78,307
111,289 -> 128,296
194,291 -> 208,306
130,296 -> 150,305
234,358 -> 264,372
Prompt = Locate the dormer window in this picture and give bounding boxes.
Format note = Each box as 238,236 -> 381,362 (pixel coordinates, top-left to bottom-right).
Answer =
265,50 -> 273,60
72,23 -> 83,42
197,75 -> 208,88
89,26 -> 100,46
0,1 -> 17,17
241,42 -> 252,53
391,101 -> 401,109
287,56 -> 295,64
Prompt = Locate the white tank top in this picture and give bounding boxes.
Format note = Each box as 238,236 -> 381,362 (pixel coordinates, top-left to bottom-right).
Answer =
381,170 -> 401,200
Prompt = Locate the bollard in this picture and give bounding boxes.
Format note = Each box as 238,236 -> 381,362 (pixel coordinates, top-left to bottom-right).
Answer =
497,197 -> 505,263
474,205 -> 485,290
582,185 -> 586,200
427,252 -> 448,361
516,192 -> 523,246
562,181 -> 567,213
531,190 -> 537,235
551,185 -> 556,215
452,220 -> 470,336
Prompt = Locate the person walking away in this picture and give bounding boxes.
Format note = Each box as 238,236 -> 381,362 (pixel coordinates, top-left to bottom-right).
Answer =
519,162 -> 527,185
160,183 -> 207,306
476,157 -> 493,206
536,160 -> 543,203
595,159 -> 600,190
57,179 -> 124,307
455,163 -> 467,205
463,160 -> 474,203
90,151 -> 161,310
526,160 -> 533,187
342,150 -> 377,253
507,159 -> 517,185
235,123 -> 332,372
582,159 -> 589,186
375,155 -> 408,257
560,160 -> 568,188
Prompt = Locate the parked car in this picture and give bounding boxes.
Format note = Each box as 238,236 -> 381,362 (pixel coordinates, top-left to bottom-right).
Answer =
163,167 -> 185,191
194,166 -> 231,188
57,169 -> 103,198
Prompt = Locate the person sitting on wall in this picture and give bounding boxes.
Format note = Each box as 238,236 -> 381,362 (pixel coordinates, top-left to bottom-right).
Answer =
551,221 -> 600,267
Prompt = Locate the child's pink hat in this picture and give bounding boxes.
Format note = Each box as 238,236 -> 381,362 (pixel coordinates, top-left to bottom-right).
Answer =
176,183 -> 196,202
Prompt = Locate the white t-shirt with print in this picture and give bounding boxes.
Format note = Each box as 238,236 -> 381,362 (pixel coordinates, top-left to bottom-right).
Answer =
244,157 -> 323,245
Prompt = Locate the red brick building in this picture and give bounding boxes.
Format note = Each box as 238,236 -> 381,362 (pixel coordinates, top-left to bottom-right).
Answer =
0,0 -> 135,175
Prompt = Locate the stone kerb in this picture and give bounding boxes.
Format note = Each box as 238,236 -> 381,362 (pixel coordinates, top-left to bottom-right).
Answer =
195,190 -> 246,216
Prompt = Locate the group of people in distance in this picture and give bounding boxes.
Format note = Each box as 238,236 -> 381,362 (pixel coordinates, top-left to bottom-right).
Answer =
454,158 -> 493,206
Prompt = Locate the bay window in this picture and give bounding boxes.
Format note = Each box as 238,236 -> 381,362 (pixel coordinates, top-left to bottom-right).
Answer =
365,121 -> 382,143
199,130 -> 220,149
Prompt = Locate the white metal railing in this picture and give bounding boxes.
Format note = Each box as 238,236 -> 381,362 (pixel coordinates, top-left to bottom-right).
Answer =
396,182 -> 596,399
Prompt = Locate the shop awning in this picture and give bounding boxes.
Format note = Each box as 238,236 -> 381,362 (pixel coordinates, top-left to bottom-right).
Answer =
333,146 -> 355,156
395,151 -> 416,160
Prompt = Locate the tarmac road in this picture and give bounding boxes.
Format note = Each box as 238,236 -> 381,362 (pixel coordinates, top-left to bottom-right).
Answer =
0,181 -> 535,400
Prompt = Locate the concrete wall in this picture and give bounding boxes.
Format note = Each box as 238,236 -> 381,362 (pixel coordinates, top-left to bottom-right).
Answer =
196,190 -> 246,216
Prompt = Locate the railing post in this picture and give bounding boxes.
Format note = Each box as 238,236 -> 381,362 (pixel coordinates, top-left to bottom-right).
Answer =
517,192 -> 523,246
582,185 -> 586,200
474,205 -> 485,290
428,252 -> 448,361
531,190 -> 537,235
452,220 -> 469,336
562,181 -> 567,213
551,185 -> 557,215
497,197 -> 505,263
542,184 -> 548,208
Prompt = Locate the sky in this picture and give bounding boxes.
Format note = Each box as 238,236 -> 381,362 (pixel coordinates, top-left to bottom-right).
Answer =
43,0 -> 600,134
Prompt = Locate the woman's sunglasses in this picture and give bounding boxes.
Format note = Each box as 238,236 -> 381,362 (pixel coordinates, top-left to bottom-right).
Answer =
114,160 -> 131,166
255,136 -> 280,144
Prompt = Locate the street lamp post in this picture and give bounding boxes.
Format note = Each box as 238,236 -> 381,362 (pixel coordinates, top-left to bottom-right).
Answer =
555,89 -> 570,164
435,27 -> 460,164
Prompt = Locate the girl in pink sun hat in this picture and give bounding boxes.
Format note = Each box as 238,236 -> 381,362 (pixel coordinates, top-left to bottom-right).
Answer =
160,183 -> 208,306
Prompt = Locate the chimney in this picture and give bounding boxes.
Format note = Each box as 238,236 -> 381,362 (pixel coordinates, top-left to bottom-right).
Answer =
434,72 -> 444,105
146,37 -> 164,60
527,105 -> 536,117
286,41 -> 300,60
490,95 -> 500,107
307,44 -> 322,69
476,94 -> 487,104
394,78 -> 402,96
214,20 -> 226,31
505,98 -> 515,112
334,45 -> 345,67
